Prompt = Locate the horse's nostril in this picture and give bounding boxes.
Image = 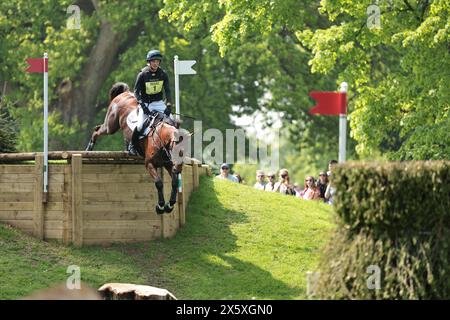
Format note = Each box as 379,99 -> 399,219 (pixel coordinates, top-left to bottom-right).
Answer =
179,150 -> 183,157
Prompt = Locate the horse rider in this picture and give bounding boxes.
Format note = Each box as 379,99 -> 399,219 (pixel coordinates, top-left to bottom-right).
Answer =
129,49 -> 174,155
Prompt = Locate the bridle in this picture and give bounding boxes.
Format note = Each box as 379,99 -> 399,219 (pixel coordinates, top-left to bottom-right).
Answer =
150,122 -> 182,165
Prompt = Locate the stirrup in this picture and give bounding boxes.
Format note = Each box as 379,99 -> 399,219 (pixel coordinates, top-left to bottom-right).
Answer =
128,143 -> 138,156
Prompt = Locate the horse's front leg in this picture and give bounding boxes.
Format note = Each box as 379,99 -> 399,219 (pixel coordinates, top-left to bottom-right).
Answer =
86,124 -> 106,151
163,164 -> 178,213
146,162 -> 165,214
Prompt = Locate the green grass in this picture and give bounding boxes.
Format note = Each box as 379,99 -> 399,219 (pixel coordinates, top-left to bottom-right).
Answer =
0,176 -> 335,299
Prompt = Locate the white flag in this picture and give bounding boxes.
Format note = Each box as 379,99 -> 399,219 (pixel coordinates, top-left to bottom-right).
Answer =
176,60 -> 196,75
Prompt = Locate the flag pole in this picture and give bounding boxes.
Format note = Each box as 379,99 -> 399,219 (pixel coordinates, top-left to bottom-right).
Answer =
173,55 -> 181,192
43,52 -> 48,203
338,82 -> 348,163
174,55 -> 180,121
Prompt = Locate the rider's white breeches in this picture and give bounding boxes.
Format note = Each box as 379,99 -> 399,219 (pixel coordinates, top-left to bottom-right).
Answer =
136,100 -> 166,132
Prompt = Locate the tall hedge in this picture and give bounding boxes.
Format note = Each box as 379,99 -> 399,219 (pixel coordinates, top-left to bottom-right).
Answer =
315,161 -> 450,299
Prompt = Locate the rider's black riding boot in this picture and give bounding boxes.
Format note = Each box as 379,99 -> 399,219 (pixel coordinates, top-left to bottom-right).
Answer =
128,127 -> 140,156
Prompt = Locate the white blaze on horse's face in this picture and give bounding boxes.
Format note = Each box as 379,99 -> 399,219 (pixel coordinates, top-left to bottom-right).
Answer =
171,128 -> 191,166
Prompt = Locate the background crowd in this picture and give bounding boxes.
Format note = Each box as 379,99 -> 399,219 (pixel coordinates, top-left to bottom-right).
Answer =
215,160 -> 338,205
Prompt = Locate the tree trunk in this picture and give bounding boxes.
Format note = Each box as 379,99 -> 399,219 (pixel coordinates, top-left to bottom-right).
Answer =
54,0 -> 123,148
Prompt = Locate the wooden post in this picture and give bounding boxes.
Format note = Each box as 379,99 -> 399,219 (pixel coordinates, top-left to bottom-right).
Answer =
178,166 -> 186,227
192,161 -> 199,190
72,154 -> 83,247
62,164 -> 72,245
33,153 -> 44,239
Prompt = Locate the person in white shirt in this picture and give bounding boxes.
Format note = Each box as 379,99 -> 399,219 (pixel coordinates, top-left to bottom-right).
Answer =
325,160 -> 338,204
264,172 -> 276,191
253,170 -> 267,190
273,168 -> 295,195
216,163 -> 239,183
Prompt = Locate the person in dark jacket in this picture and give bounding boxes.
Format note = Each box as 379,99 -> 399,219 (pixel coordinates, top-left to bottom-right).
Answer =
129,50 -> 174,155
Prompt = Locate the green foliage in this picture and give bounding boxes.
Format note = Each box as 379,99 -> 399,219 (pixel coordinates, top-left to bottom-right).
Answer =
0,0 -> 98,151
300,0 -> 450,160
315,161 -> 450,299
0,103 -> 18,153
8,96 -> 85,151
161,0 -> 347,165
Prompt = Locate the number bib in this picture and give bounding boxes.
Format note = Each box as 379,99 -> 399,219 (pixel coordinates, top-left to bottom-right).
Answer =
145,80 -> 163,95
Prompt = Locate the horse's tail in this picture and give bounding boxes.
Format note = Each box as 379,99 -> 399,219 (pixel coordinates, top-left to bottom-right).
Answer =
109,82 -> 130,102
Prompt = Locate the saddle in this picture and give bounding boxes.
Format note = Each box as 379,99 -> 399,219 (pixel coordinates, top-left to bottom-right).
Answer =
130,110 -> 179,157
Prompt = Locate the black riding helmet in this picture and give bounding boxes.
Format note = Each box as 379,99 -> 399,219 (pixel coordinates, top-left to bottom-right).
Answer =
146,50 -> 163,62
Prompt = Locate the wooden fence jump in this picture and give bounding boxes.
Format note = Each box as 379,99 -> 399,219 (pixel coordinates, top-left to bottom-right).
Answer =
0,152 -> 208,246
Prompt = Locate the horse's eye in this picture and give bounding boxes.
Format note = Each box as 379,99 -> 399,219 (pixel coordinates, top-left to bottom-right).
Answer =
178,136 -> 184,143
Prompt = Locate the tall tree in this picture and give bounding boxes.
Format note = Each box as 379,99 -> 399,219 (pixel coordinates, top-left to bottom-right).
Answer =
161,0 -> 348,168
299,0 -> 450,160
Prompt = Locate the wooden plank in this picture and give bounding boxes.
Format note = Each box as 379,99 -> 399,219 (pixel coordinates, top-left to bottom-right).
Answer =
33,154 -> 44,239
84,220 -> 160,229
83,238 -> 155,245
44,220 -> 63,230
0,192 -> 33,202
83,164 -> 146,174
0,183 -> 33,193
83,227 -> 161,240
45,229 -> 63,239
82,182 -> 155,193
84,210 -> 160,221
72,154 -> 83,247
48,165 -> 67,174
82,192 -> 156,202
48,192 -> 65,203
0,165 -> 34,174
0,173 -> 34,183
0,173 -> 65,184
83,200 -> 156,210
0,182 -> 65,193
45,202 -> 64,212
0,202 -> 34,211
45,211 -> 65,221
0,211 -> 34,220
82,173 -> 153,183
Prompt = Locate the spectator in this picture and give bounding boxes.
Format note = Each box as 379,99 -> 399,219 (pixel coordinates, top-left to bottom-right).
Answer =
264,172 -> 276,191
254,170 -> 266,190
301,176 -> 320,200
293,183 -> 302,198
325,160 -> 337,204
216,163 -> 239,183
327,159 -> 338,177
317,171 -> 329,201
273,169 -> 295,195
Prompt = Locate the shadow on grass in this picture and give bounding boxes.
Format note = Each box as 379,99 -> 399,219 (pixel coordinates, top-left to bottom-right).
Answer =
113,176 -> 303,299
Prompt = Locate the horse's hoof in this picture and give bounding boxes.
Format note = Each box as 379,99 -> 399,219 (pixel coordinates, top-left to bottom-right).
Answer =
85,143 -> 93,151
156,204 -> 165,215
164,202 -> 175,213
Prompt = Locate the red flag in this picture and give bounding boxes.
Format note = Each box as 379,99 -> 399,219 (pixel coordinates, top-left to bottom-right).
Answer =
25,58 -> 48,73
309,91 -> 346,115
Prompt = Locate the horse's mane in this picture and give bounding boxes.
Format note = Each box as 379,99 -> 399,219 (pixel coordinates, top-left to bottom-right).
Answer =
109,82 -> 130,102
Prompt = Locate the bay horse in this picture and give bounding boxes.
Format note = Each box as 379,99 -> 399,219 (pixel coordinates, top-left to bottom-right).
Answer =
85,82 -> 189,214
